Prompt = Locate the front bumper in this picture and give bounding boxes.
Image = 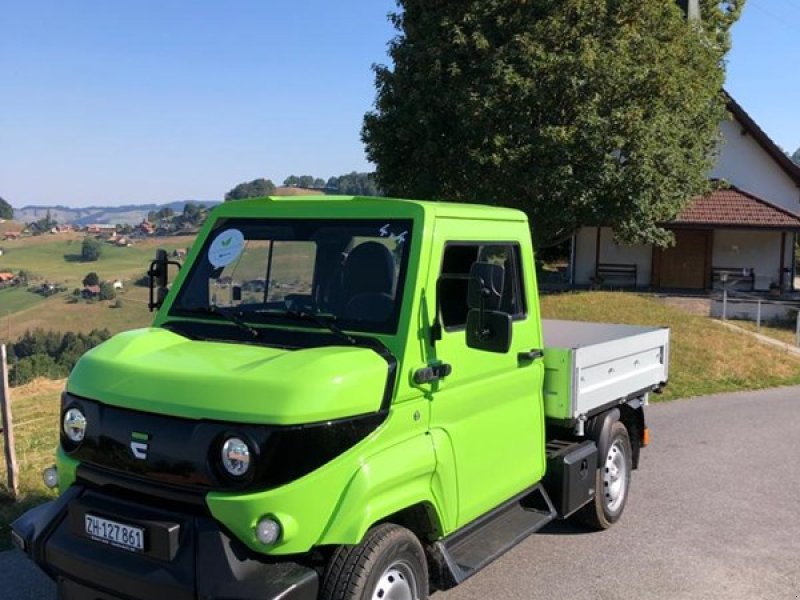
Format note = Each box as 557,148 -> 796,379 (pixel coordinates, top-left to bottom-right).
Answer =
11,485 -> 319,600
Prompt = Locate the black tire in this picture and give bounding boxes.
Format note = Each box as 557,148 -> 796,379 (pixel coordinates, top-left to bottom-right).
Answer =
321,523 -> 429,600
577,420 -> 633,530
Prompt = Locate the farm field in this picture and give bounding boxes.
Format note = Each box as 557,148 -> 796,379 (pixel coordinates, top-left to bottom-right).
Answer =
0,233 -> 194,342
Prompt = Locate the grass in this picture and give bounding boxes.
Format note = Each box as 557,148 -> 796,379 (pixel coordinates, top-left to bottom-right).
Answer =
0,379 -> 63,550
729,318 -> 799,346
540,291 -> 800,400
0,287 -> 48,316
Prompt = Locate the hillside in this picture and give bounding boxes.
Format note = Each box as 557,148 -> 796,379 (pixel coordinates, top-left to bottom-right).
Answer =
13,200 -> 218,226
0,233 -> 191,343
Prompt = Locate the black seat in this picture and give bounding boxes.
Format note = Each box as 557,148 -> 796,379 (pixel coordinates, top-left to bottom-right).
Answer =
340,242 -> 395,322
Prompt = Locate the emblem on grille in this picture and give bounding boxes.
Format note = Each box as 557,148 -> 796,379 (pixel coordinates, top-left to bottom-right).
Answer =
130,432 -> 150,460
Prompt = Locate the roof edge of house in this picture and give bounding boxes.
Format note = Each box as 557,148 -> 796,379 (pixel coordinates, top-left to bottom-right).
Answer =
724,90 -> 800,186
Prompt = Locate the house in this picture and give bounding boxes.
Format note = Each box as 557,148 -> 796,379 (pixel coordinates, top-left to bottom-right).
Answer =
112,280 -> 124,290
571,93 -> 800,292
0,272 -> 19,288
85,224 -> 116,235
82,284 -> 101,298
137,220 -> 155,236
3,231 -> 21,240
173,248 -> 188,259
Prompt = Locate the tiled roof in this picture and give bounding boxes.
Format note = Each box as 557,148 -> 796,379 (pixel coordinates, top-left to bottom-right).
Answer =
673,186 -> 800,229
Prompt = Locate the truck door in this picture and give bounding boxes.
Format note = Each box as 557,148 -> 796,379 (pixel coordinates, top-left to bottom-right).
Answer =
427,230 -> 546,528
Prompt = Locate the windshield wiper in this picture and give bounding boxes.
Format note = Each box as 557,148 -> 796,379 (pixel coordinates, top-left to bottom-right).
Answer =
259,308 -> 357,345
180,306 -> 262,339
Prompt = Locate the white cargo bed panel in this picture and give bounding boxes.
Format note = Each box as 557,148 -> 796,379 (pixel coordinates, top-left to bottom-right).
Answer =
541,319 -> 670,421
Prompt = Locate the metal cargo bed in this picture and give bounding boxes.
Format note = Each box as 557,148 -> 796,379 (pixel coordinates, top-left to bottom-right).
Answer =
541,319 -> 670,422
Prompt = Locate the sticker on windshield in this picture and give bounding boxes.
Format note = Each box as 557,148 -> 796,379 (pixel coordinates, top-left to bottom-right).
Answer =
208,229 -> 245,268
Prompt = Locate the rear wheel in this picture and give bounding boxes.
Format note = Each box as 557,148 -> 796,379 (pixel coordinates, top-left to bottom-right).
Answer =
321,523 -> 429,600
578,420 -> 632,530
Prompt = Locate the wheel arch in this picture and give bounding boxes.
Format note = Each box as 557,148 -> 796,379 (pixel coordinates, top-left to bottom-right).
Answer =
317,434 -> 444,546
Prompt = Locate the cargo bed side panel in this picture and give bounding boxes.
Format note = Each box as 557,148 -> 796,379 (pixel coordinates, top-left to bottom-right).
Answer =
542,322 -> 669,421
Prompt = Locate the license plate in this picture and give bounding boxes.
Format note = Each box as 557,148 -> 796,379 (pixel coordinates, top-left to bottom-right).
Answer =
84,514 -> 145,552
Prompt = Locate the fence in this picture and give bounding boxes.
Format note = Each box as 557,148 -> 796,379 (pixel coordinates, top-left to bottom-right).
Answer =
716,288 -> 800,347
0,344 -> 19,498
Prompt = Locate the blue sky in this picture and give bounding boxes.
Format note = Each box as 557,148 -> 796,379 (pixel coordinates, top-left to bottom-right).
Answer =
1,1 -> 798,208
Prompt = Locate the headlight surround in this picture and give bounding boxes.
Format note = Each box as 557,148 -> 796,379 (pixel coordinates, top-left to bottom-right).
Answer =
221,437 -> 251,478
63,407 -> 87,443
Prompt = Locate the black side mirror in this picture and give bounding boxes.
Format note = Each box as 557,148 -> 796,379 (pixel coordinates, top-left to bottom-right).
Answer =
466,261 -> 512,353
466,309 -> 512,353
148,249 -> 181,311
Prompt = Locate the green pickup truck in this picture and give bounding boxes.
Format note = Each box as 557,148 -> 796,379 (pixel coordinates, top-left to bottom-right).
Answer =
13,196 -> 669,600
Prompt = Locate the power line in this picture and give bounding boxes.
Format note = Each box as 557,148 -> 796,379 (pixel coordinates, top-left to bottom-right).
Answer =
747,0 -> 800,35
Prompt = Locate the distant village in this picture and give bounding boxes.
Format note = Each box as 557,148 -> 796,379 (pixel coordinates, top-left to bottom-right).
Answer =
0,206 -> 203,293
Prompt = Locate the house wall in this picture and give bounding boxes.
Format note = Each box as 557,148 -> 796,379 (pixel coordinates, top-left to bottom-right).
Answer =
712,229 -> 793,291
711,118 -> 800,215
573,227 -> 652,286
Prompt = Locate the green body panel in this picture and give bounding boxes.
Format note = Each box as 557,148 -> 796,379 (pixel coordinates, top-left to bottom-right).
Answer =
206,398 -> 434,555
542,347 -> 574,420
419,217 -> 546,528
62,195 -> 548,555
68,328 -> 388,424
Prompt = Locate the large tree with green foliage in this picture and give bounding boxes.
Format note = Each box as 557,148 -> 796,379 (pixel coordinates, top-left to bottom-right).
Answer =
0,196 -> 13,220
363,0 -> 743,247
225,178 -> 277,201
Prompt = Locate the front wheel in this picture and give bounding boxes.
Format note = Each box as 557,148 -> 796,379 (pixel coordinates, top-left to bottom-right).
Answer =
321,523 -> 429,600
578,420 -> 633,530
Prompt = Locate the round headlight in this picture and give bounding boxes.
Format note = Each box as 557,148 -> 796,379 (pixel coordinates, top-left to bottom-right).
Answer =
63,408 -> 87,443
221,437 -> 251,477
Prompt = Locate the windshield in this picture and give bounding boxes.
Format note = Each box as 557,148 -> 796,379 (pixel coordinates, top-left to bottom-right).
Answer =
171,218 -> 413,334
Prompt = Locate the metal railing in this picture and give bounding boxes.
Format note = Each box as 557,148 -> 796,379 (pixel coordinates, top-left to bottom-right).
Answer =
718,287 -> 800,346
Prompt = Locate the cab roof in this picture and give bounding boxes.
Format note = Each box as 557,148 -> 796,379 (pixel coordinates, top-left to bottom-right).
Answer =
210,195 -> 528,223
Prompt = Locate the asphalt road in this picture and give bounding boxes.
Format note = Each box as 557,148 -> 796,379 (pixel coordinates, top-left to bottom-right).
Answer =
2,386 -> 799,600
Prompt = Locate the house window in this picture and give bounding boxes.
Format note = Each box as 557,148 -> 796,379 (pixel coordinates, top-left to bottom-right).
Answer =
438,243 -> 526,330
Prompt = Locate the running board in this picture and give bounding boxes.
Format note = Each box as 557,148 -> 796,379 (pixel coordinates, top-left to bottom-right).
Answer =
430,484 -> 556,589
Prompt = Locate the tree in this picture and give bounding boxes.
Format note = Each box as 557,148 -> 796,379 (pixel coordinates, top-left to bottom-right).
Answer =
792,148 -> 800,166
283,175 -> 318,188
225,178 -> 276,201
81,237 -> 102,261
98,281 -> 116,301
363,0 -> 743,247
327,172 -> 382,196
82,272 -> 100,287
0,196 -> 12,220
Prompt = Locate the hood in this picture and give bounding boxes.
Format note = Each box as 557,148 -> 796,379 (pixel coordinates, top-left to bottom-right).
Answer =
67,328 -> 389,425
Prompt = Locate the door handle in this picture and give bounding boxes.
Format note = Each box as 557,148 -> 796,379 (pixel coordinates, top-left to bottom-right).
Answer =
413,362 -> 453,384
518,349 -> 544,363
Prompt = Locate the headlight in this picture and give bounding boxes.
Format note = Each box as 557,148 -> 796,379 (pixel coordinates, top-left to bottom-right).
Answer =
221,437 -> 251,477
63,408 -> 87,443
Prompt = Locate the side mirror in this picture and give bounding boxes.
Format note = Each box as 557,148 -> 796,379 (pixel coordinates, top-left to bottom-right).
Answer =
466,262 -> 512,353
148,249 -> 180,311
466,309 -> 512,353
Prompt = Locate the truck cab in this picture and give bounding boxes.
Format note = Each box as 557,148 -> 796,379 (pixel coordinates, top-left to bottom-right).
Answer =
13,196 -> 668,600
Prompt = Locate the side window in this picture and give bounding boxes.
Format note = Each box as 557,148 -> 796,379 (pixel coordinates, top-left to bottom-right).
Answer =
438,243 -> 526,330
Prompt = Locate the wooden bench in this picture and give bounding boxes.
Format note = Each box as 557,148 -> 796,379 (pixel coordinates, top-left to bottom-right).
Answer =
595,263 -> 638,287
712,267 -> 755,291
